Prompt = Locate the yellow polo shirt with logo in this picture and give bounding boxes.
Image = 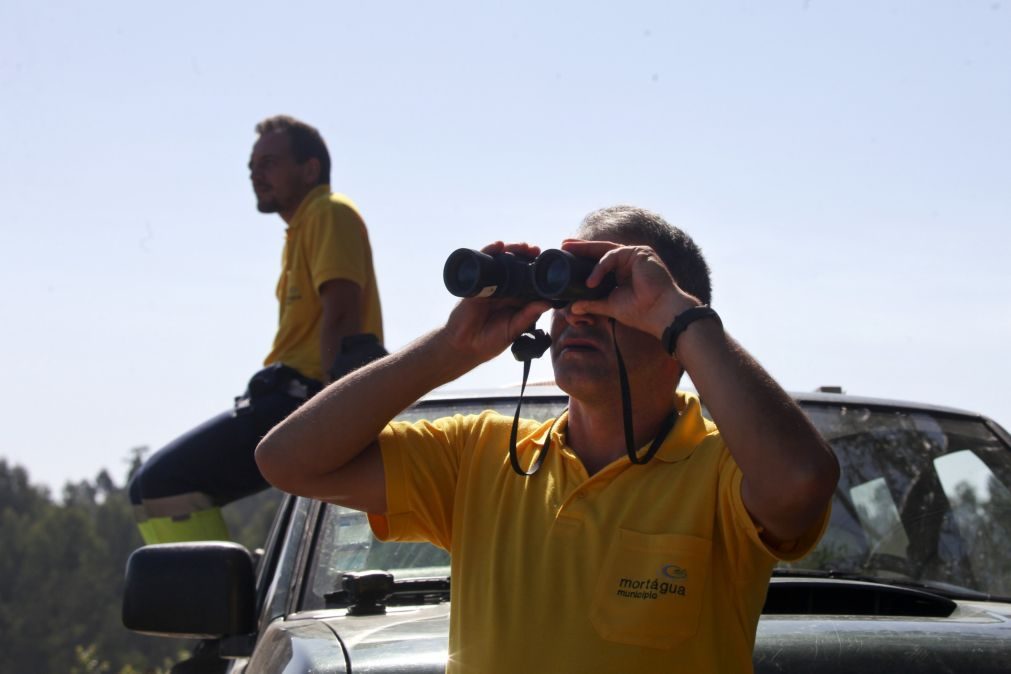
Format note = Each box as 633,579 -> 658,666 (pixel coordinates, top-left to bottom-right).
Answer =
264,185 -> 383,381
369,392 -> 829,673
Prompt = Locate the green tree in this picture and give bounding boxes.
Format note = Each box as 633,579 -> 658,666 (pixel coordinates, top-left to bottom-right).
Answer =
0,452 -> 284,673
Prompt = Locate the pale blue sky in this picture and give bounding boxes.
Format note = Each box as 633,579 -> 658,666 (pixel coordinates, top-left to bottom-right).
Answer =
2,0 -> 1009,490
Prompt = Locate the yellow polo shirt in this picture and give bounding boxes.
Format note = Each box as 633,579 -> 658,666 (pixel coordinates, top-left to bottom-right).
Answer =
264,186 -> 383,381
369,392 -> 829,673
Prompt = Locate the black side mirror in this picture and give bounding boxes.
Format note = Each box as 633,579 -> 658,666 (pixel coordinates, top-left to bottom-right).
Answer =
122,542 -> 256,639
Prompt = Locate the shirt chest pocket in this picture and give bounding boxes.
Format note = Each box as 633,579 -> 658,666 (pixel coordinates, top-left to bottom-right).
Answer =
590,529 -> 712,650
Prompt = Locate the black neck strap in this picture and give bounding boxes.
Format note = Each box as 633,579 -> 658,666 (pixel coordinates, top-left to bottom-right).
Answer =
508,355 -> 563,476
611,318 -> 678,464
507,320 -> 677,477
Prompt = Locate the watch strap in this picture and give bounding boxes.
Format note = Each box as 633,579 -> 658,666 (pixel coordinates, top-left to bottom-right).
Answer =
661,305 -> 721,356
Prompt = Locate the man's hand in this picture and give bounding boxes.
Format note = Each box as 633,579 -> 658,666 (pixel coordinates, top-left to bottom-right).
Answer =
442,241 -> 552,366
563,239 -> 838,544
561,239 -> 700,340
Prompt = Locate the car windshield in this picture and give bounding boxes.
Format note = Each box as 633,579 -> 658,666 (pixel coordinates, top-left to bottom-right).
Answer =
787,402 -> 1011,598
301,395 -> 1011,610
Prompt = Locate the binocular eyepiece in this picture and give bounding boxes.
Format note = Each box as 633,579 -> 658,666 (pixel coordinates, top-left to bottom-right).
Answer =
443,248 -> 615,304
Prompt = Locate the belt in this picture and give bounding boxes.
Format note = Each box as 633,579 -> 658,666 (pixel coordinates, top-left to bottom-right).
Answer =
234,367 -> 319,415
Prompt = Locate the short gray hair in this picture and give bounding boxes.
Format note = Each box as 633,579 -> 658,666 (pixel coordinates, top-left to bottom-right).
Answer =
578,205 -> 712,306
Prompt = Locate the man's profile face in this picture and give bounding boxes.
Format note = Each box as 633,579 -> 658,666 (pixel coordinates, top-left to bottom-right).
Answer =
249,131 -> 313,216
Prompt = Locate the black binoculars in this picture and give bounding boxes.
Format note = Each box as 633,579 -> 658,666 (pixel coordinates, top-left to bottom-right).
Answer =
443,248 -> 615,304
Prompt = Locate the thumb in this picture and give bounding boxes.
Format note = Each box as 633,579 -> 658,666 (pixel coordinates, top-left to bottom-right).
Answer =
509,301 -> 552,339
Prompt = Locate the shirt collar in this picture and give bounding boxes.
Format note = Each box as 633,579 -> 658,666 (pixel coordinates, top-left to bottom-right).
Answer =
654,391 -> 716,463
287,184 -> 331,230
546,390 -> 715,465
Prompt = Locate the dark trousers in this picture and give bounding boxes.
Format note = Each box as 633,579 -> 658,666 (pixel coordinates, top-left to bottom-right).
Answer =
129,366 -> 321,511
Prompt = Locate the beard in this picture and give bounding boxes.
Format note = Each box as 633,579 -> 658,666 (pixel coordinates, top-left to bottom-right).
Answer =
256,196 -> 280,214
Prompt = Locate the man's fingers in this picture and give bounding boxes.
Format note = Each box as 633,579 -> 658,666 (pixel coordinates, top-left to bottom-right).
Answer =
517,301 -> 552,327
585,246 -> 635,287
479,241 -> 506,254
561,239 -> 620,258
501,301 -> 552,343
479,241 -> 541,257
504,242 -> 541,257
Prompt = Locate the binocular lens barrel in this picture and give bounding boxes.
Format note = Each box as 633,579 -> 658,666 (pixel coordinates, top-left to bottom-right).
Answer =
443,248 -> 539,300
443,248 -> 490,297
531,249 -> 599,300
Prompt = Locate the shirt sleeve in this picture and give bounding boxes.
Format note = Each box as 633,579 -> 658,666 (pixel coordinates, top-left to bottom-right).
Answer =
367,414 -> 477,551
302,199 -> 369,294
717,447 -> 832,572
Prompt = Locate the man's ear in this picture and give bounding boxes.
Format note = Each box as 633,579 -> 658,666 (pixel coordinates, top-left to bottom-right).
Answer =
301,157 -> 322,185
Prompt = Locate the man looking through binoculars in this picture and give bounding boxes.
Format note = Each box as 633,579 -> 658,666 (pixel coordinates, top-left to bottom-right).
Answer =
256,205 -> 839,673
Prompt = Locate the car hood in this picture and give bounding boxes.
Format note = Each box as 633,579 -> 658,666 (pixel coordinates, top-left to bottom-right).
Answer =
280,596 -> 1011,674
236,604 -> 449,674
755,598 -> 1011,673
319,603 -> 450,674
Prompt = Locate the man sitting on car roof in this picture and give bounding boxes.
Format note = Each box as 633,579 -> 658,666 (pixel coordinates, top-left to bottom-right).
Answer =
255,205 -> 840,673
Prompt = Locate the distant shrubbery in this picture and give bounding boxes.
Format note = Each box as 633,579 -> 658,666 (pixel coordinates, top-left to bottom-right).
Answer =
0,451 -> 282,674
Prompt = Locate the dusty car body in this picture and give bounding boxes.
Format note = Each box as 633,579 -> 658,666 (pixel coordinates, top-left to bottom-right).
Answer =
123,387 -> 1011,672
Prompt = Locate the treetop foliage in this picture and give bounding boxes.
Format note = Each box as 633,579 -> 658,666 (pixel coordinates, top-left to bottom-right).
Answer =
0,452 -> 282,674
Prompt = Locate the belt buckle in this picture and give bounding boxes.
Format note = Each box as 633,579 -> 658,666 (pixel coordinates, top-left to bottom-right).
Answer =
234,395 -> 253,415
286,379 -> 309,400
